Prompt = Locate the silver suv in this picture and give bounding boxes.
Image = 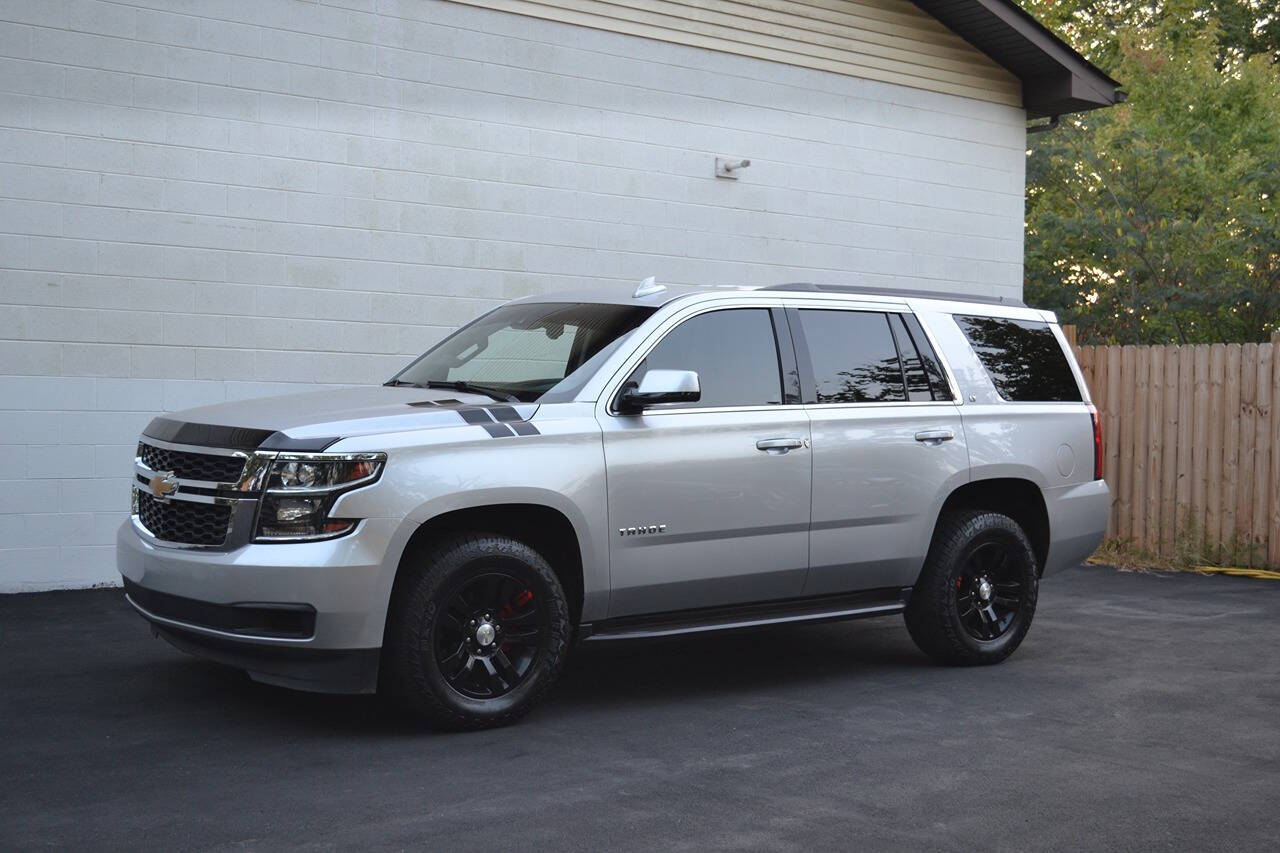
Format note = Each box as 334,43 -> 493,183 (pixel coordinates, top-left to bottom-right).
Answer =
118,282 -> 1110,729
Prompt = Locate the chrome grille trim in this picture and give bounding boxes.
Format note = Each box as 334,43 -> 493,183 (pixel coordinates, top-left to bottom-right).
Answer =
132,444 -> 278,550
134,449 -> 275,496
137,441 -> 248,485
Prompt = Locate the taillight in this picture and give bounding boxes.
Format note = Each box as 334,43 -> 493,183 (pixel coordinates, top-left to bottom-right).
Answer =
1087,404 -> 1103,480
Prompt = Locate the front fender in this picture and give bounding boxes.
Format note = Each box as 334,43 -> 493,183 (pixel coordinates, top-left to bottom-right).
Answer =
408,486 -> 604,607
332,412 -> 610,639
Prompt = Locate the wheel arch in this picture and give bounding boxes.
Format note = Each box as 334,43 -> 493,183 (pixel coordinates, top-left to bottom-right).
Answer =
389,497 -> 589,630
931,478 -> 1050,573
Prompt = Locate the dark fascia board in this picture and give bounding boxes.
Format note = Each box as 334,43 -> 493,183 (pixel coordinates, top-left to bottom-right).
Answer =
913,0 -> 1123,117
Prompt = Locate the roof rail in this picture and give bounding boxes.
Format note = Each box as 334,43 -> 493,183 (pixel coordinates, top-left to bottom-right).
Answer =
762,283 -> 1027,309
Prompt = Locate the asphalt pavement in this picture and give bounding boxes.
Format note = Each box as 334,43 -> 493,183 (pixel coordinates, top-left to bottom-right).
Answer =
2,565 -> 1278,851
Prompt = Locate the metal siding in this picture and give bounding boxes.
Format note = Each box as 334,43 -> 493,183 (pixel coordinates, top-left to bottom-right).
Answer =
446,0 -> 1022,105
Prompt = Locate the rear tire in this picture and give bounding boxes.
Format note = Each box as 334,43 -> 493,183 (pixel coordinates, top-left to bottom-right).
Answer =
383,533 -> 571,730
905,510 -> 1038,666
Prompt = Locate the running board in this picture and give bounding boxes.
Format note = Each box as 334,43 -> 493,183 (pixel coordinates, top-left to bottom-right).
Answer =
579,587 -> 911,642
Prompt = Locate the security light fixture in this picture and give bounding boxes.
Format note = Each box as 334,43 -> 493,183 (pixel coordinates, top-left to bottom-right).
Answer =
715,157 -> 751,179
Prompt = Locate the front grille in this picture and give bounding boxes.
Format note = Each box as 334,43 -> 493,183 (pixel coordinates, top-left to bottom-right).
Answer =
139,442 -> 246,483
136,491 -> 232,546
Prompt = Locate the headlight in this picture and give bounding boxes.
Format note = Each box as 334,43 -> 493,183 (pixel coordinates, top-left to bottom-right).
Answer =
270,457 -> 382,490
254,452 -> 385,542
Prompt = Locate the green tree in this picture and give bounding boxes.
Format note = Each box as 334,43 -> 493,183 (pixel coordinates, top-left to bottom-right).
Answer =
1020,1 -> 1278,68
1019,0 -> 1280,343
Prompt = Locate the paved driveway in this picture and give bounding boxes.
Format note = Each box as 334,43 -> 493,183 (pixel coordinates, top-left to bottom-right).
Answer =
2,566 -> 1278,851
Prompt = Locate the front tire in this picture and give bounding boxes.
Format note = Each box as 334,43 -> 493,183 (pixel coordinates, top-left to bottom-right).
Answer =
383,533 -> 571,730
905,510 -> 1039,666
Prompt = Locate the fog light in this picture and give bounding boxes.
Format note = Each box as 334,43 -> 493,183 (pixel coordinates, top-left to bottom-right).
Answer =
257,494 -> 356,540
275,497 -> 318,523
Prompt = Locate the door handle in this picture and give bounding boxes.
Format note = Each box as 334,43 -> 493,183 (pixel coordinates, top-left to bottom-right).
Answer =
756,437 -> 805,454
914,429 -> 955,444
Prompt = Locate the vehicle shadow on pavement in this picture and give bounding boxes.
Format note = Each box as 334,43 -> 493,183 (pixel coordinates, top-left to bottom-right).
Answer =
118,617 -> 932,734
553,619 -> 929,709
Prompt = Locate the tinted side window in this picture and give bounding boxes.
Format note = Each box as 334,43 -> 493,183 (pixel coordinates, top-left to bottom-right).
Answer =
798,310 -> 906,404
955,315 -> 1082,402
627,309 -> 782,408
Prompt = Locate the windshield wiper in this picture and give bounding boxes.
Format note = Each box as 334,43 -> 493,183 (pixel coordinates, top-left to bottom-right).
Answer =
384,378 -> 521,403
418,380 -> 521,403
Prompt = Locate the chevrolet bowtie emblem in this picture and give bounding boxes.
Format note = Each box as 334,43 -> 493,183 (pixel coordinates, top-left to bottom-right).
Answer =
149,471 -> 179,503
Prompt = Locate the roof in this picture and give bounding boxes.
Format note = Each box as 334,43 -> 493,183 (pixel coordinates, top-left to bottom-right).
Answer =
512,282 -> 1030,311
763,282 -> 1025,307
912,0 -> 1124,117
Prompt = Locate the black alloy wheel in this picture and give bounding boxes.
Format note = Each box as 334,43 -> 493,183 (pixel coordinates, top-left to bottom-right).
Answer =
904,510 -> 1039,666
953,540 -> 1026,641
383,533 -> 571,730
434,572 -> 546,699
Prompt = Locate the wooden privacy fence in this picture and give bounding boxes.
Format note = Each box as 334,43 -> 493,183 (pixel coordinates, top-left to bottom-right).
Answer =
1071,333 -> 1280,568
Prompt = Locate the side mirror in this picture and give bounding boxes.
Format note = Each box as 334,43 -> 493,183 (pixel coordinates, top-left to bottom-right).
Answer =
618,369 -> 701,413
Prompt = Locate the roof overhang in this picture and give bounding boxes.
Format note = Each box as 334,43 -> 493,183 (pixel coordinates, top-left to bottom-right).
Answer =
912,0 -> 1124,117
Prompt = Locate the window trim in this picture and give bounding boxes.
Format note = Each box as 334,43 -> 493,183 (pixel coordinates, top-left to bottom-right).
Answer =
770,307 -> 803,405
787,306 -> 962,408
601,303 -> 801,418
897,312 -> 955,402
886,313 -> 923,401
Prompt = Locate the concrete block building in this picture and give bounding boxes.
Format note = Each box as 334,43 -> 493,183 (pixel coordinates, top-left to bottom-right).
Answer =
0,0 -> 1119,589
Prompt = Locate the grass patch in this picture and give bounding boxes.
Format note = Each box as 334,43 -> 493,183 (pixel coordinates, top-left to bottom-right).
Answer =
1088,522 -> 1270,573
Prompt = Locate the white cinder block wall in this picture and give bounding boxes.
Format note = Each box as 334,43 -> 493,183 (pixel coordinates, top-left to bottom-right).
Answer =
0,0 -> 1027,591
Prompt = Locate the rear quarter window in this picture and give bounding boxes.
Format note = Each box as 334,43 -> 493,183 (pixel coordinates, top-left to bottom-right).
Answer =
954,315 -> 1082,402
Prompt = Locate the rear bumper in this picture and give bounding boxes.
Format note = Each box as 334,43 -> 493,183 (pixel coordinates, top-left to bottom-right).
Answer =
1042,478 -> 1111,576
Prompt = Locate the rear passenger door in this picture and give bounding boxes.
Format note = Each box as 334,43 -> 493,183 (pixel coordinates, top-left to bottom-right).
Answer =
790,306 -> 969,594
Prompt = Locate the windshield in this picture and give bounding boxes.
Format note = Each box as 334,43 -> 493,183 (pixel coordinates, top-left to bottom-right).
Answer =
389,302 -> 656,403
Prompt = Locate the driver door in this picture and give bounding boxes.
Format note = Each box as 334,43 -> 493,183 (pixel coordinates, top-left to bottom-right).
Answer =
598,307 -> 812,618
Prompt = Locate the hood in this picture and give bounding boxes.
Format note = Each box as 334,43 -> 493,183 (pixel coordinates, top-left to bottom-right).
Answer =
141,386 -> 541,451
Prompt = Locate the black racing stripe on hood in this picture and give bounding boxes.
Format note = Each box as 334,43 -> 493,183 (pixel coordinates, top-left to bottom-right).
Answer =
406,398 -> 474,409
487,405 -> 522,422
435,404 -> 543,438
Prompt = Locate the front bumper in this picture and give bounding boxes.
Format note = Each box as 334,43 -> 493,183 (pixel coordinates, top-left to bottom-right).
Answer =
117,516 -> 399,692
144,620 -> 381,694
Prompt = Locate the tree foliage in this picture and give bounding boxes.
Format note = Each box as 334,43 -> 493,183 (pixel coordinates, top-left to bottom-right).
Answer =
1018,0 -> 1280,343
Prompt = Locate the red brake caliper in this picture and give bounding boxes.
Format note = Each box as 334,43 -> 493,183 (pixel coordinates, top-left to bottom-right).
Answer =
498,589 -> 534,620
